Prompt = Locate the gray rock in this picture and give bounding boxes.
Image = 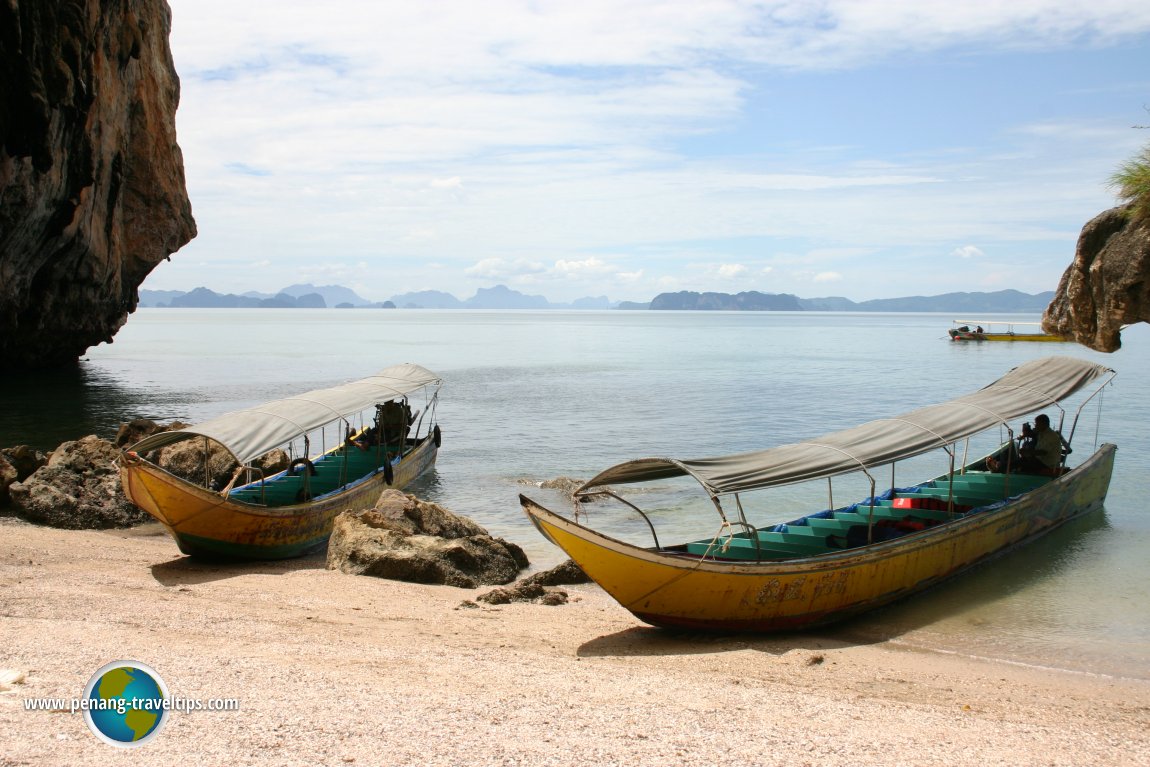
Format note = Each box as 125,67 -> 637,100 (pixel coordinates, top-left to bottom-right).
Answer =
0,445 -> 48,481
474,559 -> 587,606
151,438 -> 238,491
8,435 -> 149,528
326,490 -> 529,588
475,582 -> 570,606
520,558 -> 591,587
0,454 -> 17,507
115,418 -> 187,448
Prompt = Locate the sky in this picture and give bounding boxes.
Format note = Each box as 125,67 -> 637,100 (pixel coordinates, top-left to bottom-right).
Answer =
152,0 -> 1150,304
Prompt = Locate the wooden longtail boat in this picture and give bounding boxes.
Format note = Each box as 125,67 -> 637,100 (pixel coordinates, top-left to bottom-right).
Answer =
120,363 -> 442,560
948,320 -> 1068,342
520,357 -> 1116,632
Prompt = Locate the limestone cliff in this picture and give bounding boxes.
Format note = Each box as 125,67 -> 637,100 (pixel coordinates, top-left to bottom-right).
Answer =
0,0 -> 196,370
1043,205 -> 1150,353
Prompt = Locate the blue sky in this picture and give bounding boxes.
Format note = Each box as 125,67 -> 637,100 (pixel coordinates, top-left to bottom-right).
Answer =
154,0 -> 1150,303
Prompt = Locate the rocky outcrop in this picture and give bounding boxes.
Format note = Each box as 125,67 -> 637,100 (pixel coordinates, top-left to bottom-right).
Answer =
8,435 -> 149,528
0,455 -> 17,507
0,445 -> 49,482
0,0 -> 196,370
472,558 -> 591,607
327,490 -> 529,587
2,422 -> 290,525
0,445 -> 48,507
1043,205 -> 1150,352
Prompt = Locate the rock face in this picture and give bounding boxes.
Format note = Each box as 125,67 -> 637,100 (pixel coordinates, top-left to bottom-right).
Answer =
0,0 -> 196,370
0,445 -> 48,506
327,490 -> 529,588
1043,205 -> 1150,352
8,435 -> 149,528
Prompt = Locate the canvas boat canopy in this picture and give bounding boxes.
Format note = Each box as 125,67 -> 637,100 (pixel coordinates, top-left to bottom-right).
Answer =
577,356 -> 1114,498
126,363 -> 442,466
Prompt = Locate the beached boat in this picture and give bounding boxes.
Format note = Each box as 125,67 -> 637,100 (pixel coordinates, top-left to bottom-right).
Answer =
520,357 -> 1115,632
948,320 -> 1068,342
120,363 -> 442,560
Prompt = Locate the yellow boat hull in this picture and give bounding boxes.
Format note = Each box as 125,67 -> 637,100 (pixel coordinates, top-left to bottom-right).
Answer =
521,444 -> 1114,631
120,436 -> 438,559
950,331 -> 1068,342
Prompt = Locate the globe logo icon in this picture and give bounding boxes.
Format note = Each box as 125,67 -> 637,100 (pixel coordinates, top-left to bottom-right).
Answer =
83,661 -> 169,747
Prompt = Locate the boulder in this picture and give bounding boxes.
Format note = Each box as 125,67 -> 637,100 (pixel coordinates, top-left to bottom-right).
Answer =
1043,204 -> 1150,352
539,476 -> 609,502
0,0 -> 196,370
0,454 -> 17,507
151,438 -> 238,491
114,418 -> 187,448
0,445 -> 48,481
539,476 -> 585,496
520,558 -> 591,587
8,435 -> 149,528
326,490 -> 529,588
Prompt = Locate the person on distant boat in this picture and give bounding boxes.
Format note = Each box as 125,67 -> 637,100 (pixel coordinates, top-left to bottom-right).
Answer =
975,325 -> 984,334
1017,414 -> 1071,475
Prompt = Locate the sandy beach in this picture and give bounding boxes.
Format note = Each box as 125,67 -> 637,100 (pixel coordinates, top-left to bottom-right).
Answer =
1,517 -> 1147,767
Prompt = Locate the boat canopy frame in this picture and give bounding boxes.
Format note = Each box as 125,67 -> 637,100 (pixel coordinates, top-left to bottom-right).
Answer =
125,363 -> 443,467
574,356 -> 1116,504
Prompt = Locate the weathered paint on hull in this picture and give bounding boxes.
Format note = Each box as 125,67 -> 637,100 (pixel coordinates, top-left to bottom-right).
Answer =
521,443 -> 1115,632
120,436 -> 438,560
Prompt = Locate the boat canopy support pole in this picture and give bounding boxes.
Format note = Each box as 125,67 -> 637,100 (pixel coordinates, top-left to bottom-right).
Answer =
1066,370 -> 1117,450
202,436 -> 210,488
576,490 -> 662,551
804,442 -> 876,543
733,494 -> 762,558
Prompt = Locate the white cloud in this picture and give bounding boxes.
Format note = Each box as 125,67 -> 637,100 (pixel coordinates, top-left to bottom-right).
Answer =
717,264 -> 749,279
153,1 -> 1150,302
952,245 -> 986,259
554,257 -> 616,277
464,258 -> 546,280
814,271 -> 844,283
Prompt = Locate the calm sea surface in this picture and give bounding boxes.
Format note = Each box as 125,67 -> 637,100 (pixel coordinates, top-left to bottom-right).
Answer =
3,309 -> 1148,679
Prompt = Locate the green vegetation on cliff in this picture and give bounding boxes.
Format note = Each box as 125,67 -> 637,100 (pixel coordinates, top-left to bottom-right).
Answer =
1110,144 -> 1150,224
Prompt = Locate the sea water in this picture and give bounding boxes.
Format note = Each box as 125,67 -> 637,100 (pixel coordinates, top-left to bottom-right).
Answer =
2,309 -> 1147,680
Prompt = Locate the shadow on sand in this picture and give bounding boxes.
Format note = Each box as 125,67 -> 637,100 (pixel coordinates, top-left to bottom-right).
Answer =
149,549 -> 329,587
577,626 -> 867,659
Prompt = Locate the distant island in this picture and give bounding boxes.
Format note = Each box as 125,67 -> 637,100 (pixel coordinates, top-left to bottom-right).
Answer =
138,283 -> 1055,314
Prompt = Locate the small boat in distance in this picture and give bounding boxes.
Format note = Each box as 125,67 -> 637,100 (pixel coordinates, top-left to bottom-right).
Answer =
120,363 -> 442,560
949,319 -> 1068,342
520,357 -> 1115,632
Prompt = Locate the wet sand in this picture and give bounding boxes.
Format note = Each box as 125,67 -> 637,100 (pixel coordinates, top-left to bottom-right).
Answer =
1,518 -> 1147,766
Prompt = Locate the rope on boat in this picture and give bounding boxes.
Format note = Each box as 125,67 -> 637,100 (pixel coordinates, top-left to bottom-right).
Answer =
218,465 -> 247,497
